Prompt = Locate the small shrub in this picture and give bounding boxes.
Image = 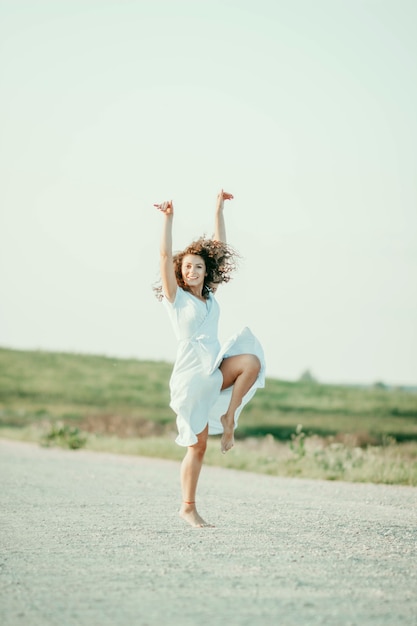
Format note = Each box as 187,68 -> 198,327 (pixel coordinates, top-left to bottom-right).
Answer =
41,422 -> 86,450
313,443 -> 365,476
289,424 -> 306,459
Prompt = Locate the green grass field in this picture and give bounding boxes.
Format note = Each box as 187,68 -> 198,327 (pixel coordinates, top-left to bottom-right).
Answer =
1,346 -> 417,485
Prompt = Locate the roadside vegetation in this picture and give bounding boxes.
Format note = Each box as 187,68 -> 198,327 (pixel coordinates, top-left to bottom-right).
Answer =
1,347 -> 416,485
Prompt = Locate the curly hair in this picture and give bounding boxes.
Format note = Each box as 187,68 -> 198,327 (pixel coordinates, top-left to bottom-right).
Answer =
153,237 -> 239,301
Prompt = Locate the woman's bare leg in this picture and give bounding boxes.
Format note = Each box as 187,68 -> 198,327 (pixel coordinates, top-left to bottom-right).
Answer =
179,425 -> 214,528
219,354 -> 261,453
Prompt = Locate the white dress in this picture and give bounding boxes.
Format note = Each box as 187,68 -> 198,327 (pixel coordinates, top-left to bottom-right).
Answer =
163,287 -> 266,447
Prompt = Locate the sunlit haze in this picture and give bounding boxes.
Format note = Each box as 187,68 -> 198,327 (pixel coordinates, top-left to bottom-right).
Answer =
1,0 -> 416,385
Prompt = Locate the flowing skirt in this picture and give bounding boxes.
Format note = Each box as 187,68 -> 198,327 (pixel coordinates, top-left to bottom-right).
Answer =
169,327 -> 265,447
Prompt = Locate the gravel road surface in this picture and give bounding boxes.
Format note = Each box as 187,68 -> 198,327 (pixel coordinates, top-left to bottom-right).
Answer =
1,439 -> 416,626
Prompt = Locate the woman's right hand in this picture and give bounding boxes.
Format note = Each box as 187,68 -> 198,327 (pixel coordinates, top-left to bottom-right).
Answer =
154,200 -> 174,215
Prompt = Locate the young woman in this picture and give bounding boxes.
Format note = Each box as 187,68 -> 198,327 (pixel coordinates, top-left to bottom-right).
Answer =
154,190 -> 265,528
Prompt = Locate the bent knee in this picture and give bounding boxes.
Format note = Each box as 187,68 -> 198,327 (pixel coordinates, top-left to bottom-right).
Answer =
244,354 -> 261,376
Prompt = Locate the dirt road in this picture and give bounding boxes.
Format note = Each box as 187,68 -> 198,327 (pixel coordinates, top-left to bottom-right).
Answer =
1,439 -> 416,625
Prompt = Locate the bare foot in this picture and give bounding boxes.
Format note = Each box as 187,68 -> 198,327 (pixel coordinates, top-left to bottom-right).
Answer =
220,414 -> 235,454
179,504 -> 214,528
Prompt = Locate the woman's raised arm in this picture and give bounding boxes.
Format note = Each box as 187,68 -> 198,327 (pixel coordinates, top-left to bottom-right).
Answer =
154,200 -> 177,303
214,189 -> 234,243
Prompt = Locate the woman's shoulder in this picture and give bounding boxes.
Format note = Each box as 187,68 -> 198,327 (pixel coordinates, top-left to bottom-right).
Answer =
163,286 -> 187,308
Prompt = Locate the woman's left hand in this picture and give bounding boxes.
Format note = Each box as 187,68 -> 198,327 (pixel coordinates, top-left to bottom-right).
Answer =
154,200 -> 174,215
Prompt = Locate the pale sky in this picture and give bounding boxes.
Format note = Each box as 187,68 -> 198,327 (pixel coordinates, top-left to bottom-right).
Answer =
1,0 -> 416,385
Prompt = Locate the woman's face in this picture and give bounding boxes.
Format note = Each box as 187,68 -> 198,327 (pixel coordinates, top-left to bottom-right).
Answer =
181,254 -> 206,290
